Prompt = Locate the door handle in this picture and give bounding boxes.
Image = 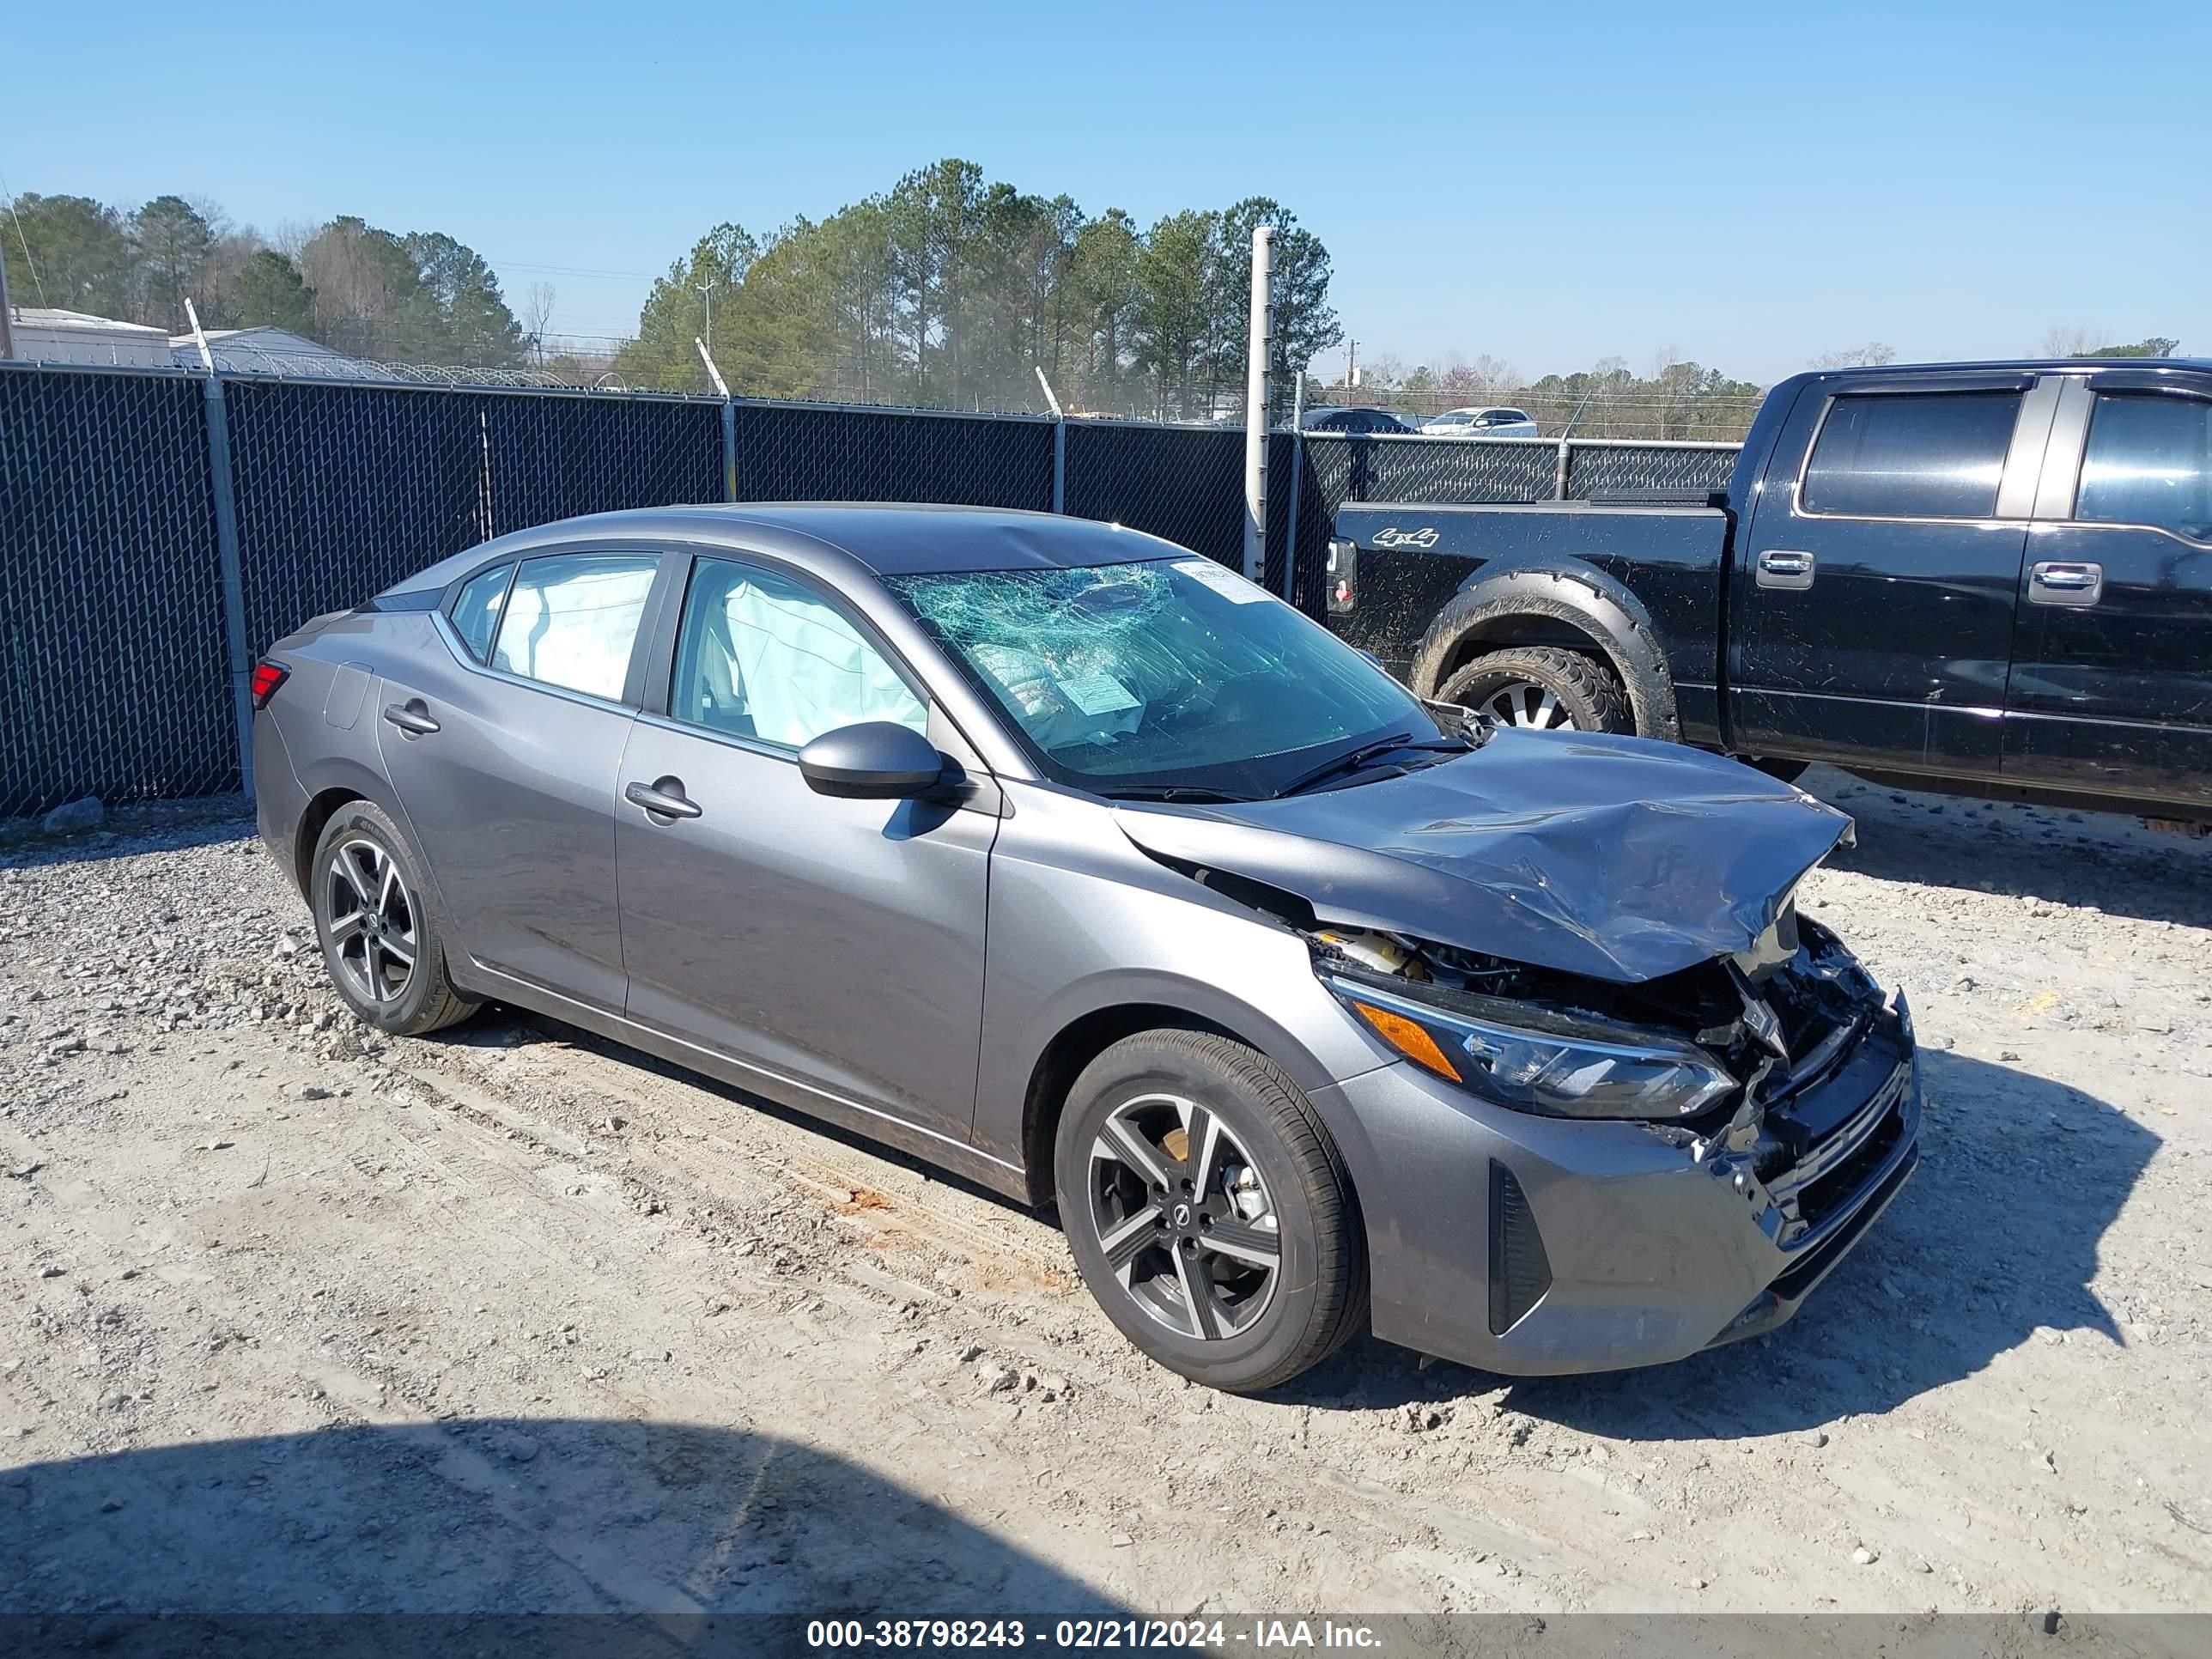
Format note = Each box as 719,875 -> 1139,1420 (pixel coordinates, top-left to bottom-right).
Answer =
1756,549 -> 1816,591
2029,560 -> 2103,606
625,777 -> 702,820
381,700 -> 441,737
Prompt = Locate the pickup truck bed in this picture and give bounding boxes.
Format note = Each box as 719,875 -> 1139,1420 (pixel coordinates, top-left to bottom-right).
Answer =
1330,500 -> 1732,745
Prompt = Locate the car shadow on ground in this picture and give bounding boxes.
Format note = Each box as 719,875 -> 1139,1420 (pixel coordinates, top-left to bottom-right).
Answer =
1801,767 -> 2212,925
2,1419 -> 1124,1647
1276,1048 -> 2158,1435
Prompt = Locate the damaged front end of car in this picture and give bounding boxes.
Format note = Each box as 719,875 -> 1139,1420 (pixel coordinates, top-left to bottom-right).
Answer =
1298,900 -> 1920,1358
1109,741 -> 1923,1370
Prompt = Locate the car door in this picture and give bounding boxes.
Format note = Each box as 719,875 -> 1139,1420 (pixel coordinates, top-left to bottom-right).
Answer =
1729,372 -> 2053,777
2002,372 -> 2212,809
613,551 -> 997,1149
377,548 -> 666,1014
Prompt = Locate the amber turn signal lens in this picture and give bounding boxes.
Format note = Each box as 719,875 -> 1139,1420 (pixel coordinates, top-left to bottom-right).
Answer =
1352,1001 -> 1462,1082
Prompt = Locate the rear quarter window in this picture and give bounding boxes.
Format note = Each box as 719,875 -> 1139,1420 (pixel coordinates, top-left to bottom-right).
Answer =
1802,390 -> 2022,520
448,563 -> 513,664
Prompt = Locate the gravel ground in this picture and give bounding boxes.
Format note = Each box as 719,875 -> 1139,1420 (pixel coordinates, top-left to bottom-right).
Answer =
2,767 -> 2208,1623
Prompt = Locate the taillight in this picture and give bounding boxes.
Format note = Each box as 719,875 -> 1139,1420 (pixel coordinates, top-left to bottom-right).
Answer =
251,660 -> 289,709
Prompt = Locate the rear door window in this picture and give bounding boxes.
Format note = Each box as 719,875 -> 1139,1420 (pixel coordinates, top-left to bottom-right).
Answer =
491,553 -> 658,702
2075,391 -> 2212,541
1802,390 -> 2022,520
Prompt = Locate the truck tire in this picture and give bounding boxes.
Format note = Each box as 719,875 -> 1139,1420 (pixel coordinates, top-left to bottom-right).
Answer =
1437,646 -> 1633,735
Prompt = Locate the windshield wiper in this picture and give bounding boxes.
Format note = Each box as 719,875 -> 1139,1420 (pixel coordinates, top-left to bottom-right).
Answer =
1097,784 -> 1256,805
1270,733 -> 1469,799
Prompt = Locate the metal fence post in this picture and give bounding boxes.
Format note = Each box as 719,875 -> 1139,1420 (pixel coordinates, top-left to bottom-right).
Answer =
201,373 -> 256,799
1033,367 -> 1067,514
1280,378 -> 1306,602
1554,437 -> 1572,501
721,397 -> 738,501
1242,227 -> 1273,581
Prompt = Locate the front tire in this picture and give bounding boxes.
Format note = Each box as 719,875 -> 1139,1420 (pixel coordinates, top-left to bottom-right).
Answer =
1437,644 -> 1632,734
309,801 -> 479,1037
1054,1030 -> 1366,1393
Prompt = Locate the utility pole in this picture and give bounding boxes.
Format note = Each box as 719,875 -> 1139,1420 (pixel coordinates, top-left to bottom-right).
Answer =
1242,225 -> 1273,584
0,247 -> 15,359
1346,337 -> 1358,392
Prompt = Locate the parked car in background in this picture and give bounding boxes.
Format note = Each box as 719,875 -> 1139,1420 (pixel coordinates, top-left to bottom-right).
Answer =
1322,357 -> 2212,824
1420,406 -> 1541,439
252,505 -> 1917,1391
1302,406 -> 1417,434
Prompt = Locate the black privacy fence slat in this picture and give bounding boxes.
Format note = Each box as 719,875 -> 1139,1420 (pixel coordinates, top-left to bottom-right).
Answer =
486,394 -> 724,536
1063,421 -> 1246,569
0,362 -> 1741,819
1568,441 -> 1739,499
0,370 -> 235,816
226,381 -> 487,657
731,404 -> 1054,511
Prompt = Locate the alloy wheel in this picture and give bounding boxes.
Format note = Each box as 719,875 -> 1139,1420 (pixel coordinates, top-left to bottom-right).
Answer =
1087,1092 -> 1281,1340
1476,678 -> 1578,731
325,836 -> 420,1006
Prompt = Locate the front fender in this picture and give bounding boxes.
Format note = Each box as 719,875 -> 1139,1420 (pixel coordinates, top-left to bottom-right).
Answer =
1411,558 -> 1680,741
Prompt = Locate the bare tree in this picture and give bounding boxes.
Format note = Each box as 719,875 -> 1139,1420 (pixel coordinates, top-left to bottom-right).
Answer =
524,282 -> 556,364
271,220 -> 317,263
1809,343 -> 1896,368
2040,324 -> 2105,358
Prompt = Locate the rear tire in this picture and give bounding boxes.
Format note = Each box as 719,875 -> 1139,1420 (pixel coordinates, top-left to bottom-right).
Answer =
1437,645 -> 1632,734
1054,1030 -> 1366,1393
309,802 -> 479,1038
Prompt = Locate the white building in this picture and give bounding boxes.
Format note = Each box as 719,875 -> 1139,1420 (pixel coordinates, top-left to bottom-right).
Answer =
6,307 -> 173,368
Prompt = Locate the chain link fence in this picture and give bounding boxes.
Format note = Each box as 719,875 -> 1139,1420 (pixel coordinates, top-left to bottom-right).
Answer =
0,362 -> 1742,818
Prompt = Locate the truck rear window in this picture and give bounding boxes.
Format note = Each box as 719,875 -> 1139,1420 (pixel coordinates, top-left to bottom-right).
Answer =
1802,390 -> 2021,520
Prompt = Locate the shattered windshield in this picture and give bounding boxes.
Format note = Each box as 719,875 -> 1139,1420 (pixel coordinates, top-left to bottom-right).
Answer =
886,557 -> 1449,799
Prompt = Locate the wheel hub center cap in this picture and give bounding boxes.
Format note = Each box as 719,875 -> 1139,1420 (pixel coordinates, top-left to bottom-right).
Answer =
1170,1200 -> 1194,1232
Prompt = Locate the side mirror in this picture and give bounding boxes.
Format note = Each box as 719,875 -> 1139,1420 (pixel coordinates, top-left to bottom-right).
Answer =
798,721 -> 948,800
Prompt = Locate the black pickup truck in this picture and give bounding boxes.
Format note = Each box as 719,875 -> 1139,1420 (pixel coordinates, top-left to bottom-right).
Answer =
1322,358 -> 2212,823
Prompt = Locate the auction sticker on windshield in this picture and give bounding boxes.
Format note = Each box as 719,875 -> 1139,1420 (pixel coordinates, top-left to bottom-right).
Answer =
1057,671 -> 1141,716
1172,557 -> 1271,603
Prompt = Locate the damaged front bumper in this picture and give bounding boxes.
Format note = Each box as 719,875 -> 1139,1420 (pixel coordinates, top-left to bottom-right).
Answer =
1311,990 -> 1921,1376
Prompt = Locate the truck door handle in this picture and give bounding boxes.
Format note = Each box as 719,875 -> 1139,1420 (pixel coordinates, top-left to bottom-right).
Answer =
2029,561 -> 2103,606
381,700 -> 441,737
1756,550 -> 1816,591
625,777 -> 702,820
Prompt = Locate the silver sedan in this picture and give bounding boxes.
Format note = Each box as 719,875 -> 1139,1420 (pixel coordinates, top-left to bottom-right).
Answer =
252,506 -> 1918,1391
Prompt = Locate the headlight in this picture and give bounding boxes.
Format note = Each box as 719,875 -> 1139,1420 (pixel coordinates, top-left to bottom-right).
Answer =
1328,976 -> 1739,1121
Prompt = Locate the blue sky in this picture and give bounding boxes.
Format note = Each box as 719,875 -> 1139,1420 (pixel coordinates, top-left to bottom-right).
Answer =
11,0 -> 2206,380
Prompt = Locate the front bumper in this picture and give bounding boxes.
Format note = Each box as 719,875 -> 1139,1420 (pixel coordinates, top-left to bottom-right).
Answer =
1312,995 -> 1921,1376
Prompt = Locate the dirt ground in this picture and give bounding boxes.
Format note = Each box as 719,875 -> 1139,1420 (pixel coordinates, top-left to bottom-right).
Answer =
3,766 -> 2209,1626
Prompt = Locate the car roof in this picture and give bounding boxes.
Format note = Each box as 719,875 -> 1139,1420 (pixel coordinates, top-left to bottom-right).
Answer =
381,503 -> 1184,598
1802,356 -> 2209,377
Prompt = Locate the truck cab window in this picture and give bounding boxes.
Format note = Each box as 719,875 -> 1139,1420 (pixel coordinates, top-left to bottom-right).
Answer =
1802,390 -> 2021,520
2075,392 -> 2212,542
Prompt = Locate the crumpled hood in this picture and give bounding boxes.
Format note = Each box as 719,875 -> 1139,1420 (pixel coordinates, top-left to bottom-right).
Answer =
1113,728 -> 1853,983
